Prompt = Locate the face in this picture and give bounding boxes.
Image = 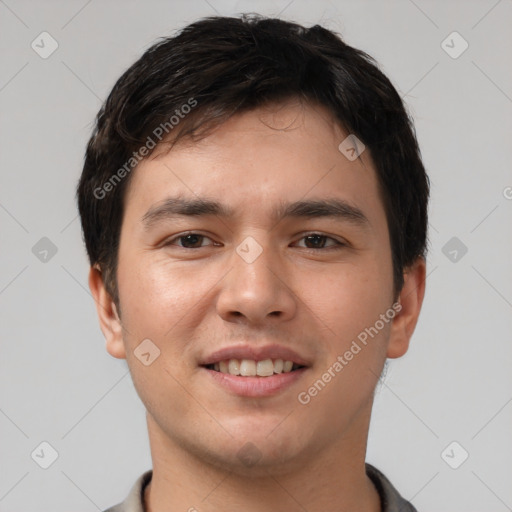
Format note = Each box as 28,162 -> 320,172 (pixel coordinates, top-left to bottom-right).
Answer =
91,99 -> 424,475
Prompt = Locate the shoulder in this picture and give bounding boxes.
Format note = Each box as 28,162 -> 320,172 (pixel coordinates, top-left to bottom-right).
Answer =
366,463 -> 418,512
101,470 -> 153,512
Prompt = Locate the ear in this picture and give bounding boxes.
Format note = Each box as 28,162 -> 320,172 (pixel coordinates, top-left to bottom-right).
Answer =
88,265 -> 126,359
386,257 -> 426,359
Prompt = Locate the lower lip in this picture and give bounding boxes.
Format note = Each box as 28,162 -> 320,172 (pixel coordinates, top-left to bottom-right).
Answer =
203,367 -> 308,397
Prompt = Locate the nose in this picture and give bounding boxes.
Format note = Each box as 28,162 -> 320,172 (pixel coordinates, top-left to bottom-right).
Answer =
216,238 -> 298,326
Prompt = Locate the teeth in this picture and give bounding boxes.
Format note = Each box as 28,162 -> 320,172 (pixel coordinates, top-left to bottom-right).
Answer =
228,359 -> 240,376
213,358 -> 300,376
240,359 -> 256,376
256,359 -> 274,377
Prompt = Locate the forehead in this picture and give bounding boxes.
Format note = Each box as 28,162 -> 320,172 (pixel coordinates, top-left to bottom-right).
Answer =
123,100 -> 385,228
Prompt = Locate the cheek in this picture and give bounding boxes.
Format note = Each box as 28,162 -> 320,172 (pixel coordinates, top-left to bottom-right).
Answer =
116,258 -> 201,413
306,262 -> 392,343
116,253 -> 201,343
300,272 -> 392,409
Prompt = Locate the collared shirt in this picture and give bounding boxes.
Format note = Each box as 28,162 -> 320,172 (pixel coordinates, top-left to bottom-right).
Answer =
103,463 -> 417,512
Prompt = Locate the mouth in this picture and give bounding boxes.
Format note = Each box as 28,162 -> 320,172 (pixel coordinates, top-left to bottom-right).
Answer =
199,346 -> 310,397
202,358 -> 306,377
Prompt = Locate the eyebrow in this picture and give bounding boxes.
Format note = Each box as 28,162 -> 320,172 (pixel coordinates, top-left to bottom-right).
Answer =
141,196 -> 370,230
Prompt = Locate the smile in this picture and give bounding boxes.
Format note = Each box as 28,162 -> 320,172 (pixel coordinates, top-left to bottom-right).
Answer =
204,358 -> 304,377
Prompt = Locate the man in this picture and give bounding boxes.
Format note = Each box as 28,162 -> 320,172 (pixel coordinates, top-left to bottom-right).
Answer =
77,14 -> 428,512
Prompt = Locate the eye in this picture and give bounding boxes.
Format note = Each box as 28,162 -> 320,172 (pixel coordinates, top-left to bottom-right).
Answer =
294,233 -> 346,250
164,232 -> 215,249
163,232 -> 346,251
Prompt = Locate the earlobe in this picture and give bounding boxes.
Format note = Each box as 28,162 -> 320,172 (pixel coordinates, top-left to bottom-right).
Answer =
88,265 -> 126,359
386,257 -> 426,359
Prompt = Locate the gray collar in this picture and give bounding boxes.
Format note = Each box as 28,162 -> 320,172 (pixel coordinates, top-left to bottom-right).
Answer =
104,463 -> 417,512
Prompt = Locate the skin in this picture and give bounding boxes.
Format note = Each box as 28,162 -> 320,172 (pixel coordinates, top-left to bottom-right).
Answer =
90,99 -> 426,512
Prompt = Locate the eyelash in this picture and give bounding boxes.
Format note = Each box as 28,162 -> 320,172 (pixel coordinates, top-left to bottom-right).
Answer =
163,232 -> 346,251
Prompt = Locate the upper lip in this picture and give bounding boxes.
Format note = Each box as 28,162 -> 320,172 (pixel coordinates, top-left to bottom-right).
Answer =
200,344 -> 311,367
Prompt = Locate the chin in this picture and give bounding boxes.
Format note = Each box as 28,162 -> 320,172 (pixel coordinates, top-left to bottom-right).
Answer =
208,445 -> 303,478
198,426 -> 311,477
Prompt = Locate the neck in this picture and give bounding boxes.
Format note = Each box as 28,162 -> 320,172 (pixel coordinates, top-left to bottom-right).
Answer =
144,406 -> 381,512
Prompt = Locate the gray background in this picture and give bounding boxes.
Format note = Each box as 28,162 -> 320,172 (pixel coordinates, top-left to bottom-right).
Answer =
1,0 -> 511,511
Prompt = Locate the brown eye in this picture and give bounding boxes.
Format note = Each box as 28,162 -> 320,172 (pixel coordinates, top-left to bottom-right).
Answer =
295,233 -> 344,250
165,233 -> 213,249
